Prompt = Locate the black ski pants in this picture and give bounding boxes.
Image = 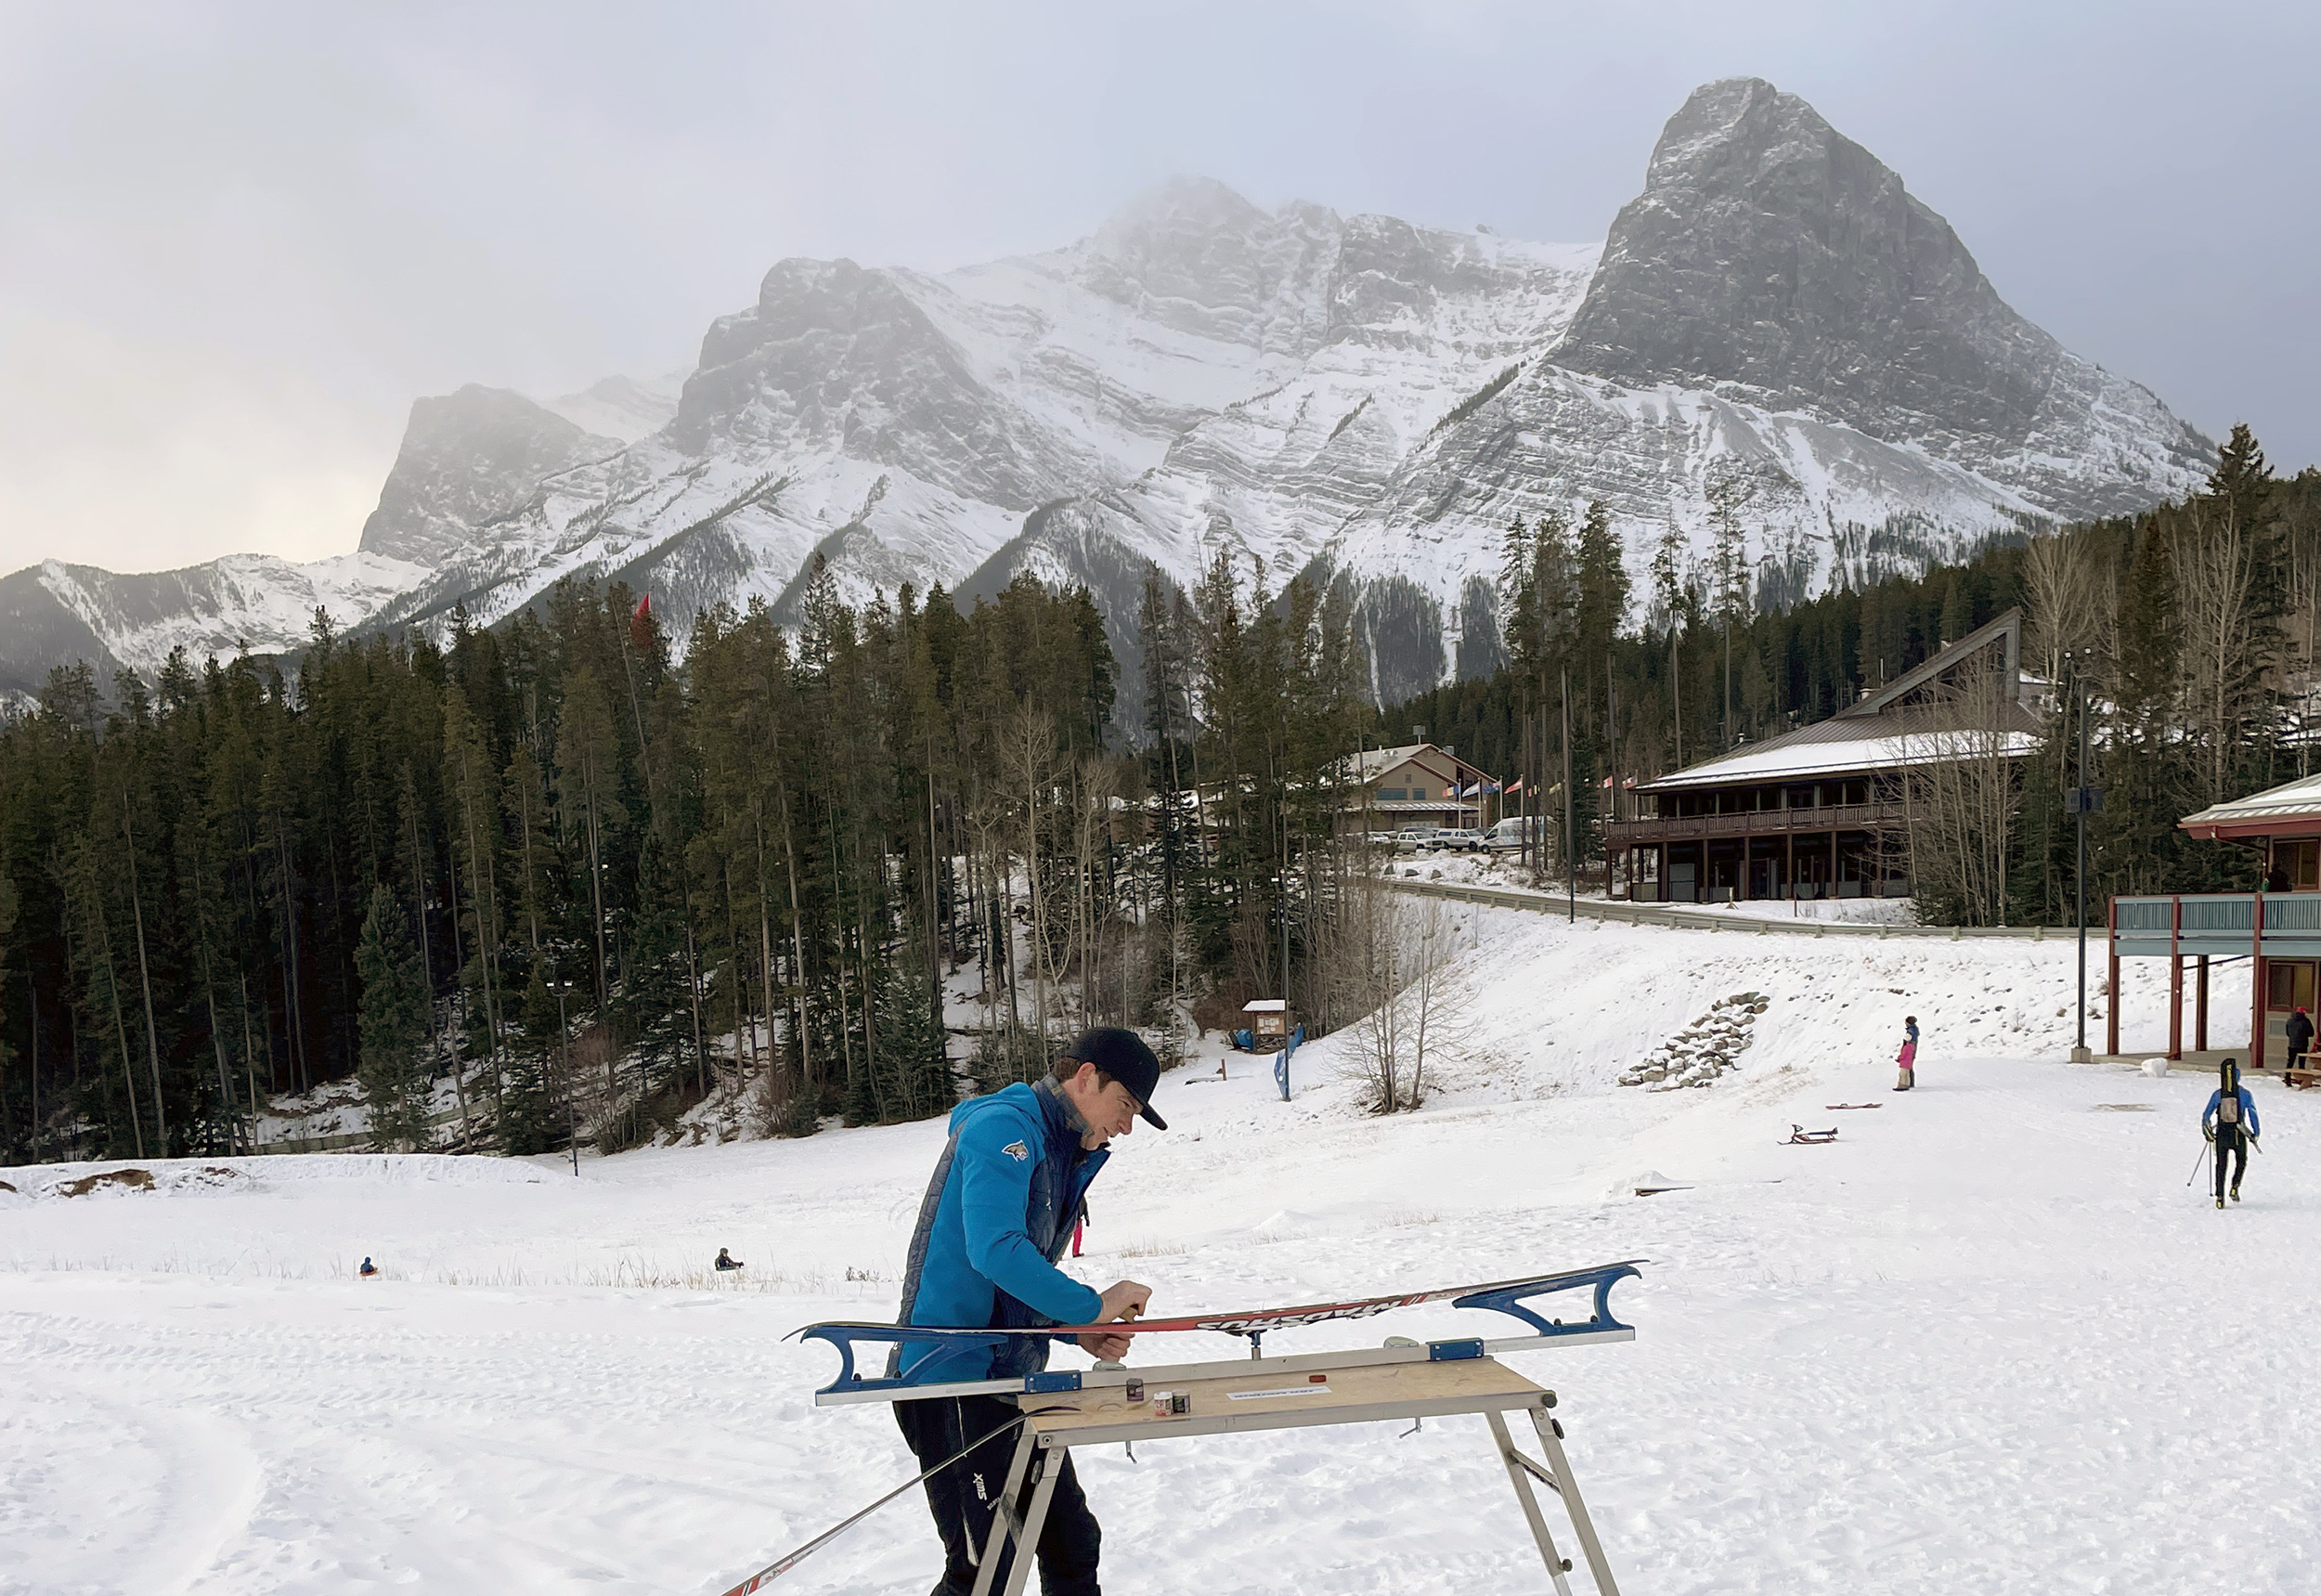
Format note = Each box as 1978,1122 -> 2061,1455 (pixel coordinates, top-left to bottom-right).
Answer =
894,1392 -> 1100,1596
2215,1125 -> 2248,1199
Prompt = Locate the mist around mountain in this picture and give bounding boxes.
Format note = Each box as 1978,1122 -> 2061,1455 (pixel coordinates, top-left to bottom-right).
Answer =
1,78 -> 2211,714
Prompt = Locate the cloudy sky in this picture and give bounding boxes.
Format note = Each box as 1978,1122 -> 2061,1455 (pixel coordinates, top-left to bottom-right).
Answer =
2,0 -> 2315,577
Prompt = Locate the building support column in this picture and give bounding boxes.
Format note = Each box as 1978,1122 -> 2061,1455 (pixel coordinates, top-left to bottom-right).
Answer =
2168,899 -> 2184,1061
2251,890 -> 2267,1070
2107,897 -> 2121,1058
1829,829 -> 1839,898
1783,832 -> 1794,900
2196,954 -> 2210,1052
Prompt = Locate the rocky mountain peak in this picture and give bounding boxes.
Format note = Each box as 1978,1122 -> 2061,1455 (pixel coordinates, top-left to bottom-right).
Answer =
1554,76 -> 2061,448
357,385 -> 617,567
1074,178 -> 1342,357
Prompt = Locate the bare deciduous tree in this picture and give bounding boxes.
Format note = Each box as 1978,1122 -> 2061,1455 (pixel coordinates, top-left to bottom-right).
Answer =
1328,861 -> 1463,1113
2023,528 -> 2113,694
2172,498 -> 2276,803
1903,652 -> 2021,926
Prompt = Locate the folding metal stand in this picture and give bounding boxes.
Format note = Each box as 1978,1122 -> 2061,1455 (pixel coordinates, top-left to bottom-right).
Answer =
966,1352 -> 1620,1596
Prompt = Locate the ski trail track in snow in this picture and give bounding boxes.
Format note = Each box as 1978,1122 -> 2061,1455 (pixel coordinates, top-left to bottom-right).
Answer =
6,913 -> 2320,1594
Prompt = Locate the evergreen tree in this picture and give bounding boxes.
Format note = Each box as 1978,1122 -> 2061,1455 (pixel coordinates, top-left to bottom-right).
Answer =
355,884 -> 433,1151
2096,522 -> 2189,892
499,965 -> 561,1156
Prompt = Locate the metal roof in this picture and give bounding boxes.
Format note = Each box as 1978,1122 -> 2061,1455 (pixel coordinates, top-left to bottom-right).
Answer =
1637,720 -> 2040,792
2180,770 -> 2321,835
1636,606 -> 2041,796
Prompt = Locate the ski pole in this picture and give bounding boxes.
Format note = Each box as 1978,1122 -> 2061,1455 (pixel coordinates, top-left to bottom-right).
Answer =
714,1410 -> 1033,1594
2186,1141 -> 2211,1187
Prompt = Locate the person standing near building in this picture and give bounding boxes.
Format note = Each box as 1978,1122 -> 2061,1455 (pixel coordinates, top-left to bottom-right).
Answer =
1894,1015 -> 1920,1092
890,1028 -> 1167,1596
2286,1006 -> 2313,1075
2203,1057 -> 2261,1208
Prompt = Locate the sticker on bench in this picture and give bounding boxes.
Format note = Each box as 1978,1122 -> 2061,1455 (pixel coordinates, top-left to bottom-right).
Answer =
1225,1384 -> 1333,1400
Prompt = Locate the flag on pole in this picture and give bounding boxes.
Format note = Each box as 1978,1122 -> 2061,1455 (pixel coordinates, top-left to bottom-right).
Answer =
630,592 -> 655,653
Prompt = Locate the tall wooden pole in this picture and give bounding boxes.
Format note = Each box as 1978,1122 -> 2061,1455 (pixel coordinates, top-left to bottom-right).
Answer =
1563,671 -> 1575,924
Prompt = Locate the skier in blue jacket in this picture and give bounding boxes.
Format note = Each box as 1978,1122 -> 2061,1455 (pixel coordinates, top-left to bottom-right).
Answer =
2202,1056 -> 2262,1208
892,1027 -> 1165,1596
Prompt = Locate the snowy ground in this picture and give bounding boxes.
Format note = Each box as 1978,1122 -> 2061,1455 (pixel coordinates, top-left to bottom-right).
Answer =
5,913 -> 2315,1596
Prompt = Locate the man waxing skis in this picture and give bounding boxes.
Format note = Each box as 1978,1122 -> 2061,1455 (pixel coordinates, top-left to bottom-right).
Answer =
890,1027 -> 1164,1596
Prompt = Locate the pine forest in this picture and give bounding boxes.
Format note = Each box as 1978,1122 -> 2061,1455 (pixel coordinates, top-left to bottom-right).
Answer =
3,429 -> 2316,1161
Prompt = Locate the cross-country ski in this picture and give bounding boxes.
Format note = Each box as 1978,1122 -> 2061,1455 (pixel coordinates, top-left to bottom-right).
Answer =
798,1259 -> 1642,1394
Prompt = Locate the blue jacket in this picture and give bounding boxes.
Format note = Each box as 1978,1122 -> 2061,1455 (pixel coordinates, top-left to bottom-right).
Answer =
893,1079 -> 1109,1385
2203,1086 -> 2260,1137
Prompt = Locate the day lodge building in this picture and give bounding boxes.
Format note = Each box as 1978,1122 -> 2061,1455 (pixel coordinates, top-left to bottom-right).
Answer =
1608,610 -> 2042,903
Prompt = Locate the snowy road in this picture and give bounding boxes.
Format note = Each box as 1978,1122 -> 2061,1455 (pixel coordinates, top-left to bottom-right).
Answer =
6,914 -> 2317,1594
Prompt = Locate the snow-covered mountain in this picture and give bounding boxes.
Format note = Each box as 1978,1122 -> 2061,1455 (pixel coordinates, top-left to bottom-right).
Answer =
542,370 -> 689,446
1,78 -> 2211,711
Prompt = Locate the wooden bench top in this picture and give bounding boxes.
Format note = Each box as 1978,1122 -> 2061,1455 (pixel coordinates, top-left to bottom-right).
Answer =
1019,1355 -> 1548,1447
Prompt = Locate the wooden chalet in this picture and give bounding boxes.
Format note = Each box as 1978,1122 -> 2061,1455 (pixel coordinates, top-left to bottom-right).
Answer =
1609,610 -> 2042,902
1341,742 -> 1494,835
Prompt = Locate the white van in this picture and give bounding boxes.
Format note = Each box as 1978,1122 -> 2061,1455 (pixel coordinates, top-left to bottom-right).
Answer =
1484,815 -> 1546,852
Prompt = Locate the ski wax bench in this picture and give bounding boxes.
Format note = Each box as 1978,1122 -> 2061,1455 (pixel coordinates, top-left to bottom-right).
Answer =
969,1352 -> 1621,1596
782,1260 -> 1640,1596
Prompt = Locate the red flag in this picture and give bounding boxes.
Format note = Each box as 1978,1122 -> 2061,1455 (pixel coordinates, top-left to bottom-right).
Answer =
629,592 -> 655,653
632,593 -> 651,620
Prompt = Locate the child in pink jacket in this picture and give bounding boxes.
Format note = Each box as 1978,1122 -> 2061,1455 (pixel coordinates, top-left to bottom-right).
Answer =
1895,1016 -> 1919,1091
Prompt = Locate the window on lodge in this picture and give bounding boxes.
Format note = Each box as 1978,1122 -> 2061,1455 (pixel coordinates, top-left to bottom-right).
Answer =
2268,960 -> 2315,1012
1411,786 -> 1430,800
1379,787 -> 1408,801
2276,840 -> 2321,890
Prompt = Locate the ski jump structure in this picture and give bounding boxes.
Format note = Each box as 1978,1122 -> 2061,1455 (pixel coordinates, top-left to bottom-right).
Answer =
732,1260 -> 1641,1596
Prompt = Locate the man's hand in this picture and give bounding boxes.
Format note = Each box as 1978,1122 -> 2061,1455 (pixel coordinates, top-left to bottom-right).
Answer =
1076,1278 -> 1151,1360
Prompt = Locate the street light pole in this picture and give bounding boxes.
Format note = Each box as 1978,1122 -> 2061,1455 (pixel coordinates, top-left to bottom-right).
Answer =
2069,654 -> 2094,1064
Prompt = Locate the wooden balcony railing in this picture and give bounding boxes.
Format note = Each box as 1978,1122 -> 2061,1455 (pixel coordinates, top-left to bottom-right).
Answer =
1605,801 -> 1908,846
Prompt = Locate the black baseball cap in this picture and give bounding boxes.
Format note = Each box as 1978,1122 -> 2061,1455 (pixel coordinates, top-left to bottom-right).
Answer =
1065,1027 -> 1168,1130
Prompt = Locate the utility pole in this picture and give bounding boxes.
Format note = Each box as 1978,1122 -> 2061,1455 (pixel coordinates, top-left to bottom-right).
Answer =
557,979 -> 578,1174
1605,660 -> 1618,896
1562,670 -> 1575,925
2067,654 -> 2100,1063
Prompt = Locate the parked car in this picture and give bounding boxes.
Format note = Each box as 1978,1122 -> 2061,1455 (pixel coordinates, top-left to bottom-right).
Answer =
1394,827 -> 1441,853
1484,815 -> 1546,852
1432,827 -> 1485,851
